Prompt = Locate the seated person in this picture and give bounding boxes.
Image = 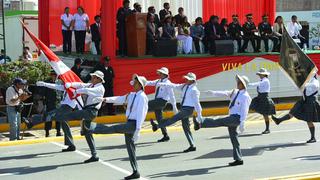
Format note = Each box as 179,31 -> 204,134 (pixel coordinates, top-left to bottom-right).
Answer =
174,7 -> 185,26
220,18 -> 229,39
241,14 -> 261,53
273,16 -> 284,52
0,49 -> 11,64
176,16 -> 193,54
204,15 -> 221,54
146,14 -> 159,55
161,15 -> 175,40
190,17 -> 205,54
258,15 -> 278,52
228,14 -> 243,53
287,15 -> 307,49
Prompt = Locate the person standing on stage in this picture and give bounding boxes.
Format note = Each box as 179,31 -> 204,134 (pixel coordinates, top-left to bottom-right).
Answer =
159,2 -> 172,24
241,14 -> 261,53
228,14 -> 242,53
117,0 -> 132,57
248,68 -> 276,134
145,67 -> 178,142
193,75 -> 251,166
272,75 -> 320,143
258,15 -> 278,52
88,74 -> 148,180
90,15 -> 102,55
61,7 -> 73,54
73,6 -> 89,54
150,72 -> 203,153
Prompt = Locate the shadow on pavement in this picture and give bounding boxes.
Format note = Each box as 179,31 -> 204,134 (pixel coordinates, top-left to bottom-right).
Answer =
293,155 -> 320,161
107,151 -> 184,162
0,151 -> 61,161
210,133 -> 263,140
96,141 -> 158,151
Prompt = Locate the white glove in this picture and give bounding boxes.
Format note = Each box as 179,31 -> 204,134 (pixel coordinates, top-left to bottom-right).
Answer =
173,106 -> 179,115
129,80 -> 134,86
65,82 -> 72,89
93,97 -> 106,103
133,129 -> 140,142
36,81 -> 45,87
239,122 -> 245,134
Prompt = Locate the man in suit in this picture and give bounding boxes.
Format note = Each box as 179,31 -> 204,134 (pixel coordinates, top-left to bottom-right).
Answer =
159,2 -> 172,24
204,15 -> 221,54
132,3 -> 142,13
174,7 -> 185,26
146,14 -> 159,55
90,15 -> 102,55
258,15 -> 278,52
117,0 -> 132,56
148,6 -> 160,27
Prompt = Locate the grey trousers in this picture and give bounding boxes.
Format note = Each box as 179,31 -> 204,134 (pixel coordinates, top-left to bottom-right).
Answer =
92,121 -> 138,172
148,98 -> 168,136
158,106 -> 195,147
59,108 -> 98,157
202,115 -> 242,161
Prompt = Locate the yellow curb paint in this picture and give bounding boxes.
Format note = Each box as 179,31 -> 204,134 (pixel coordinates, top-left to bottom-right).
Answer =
257,171 -> 320,180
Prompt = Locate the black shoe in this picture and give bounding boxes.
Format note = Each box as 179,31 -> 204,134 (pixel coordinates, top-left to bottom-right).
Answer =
307,138 -> 316,143
193,116 -> 201,131
271,115 -> 280,125
124,171 -> 140,180
22,117 -> 33,129
84,156 -> 99,163
183,146 -> 196,153
228,160 -> 244,166
150,119 -> 159,132
56,132 -> 62,137
62,145 -> 76,152
45,131 -> 50,137
157,136 -> 170,142
262,130 -> 270,134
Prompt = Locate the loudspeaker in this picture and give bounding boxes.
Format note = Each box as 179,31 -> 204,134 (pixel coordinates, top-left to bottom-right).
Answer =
215,40 -> 234,55
153,39 -> 177,57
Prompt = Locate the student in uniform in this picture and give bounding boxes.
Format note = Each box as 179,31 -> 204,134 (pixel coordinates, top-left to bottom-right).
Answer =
272,75 -> 320,143
249,68 -> 276,134
145,67 -> 178,142
150,72 -> 203,153
87,74 -> 148,180
193,75 -> 251,166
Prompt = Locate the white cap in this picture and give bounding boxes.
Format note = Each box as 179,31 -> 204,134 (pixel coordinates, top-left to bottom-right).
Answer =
90,70 -> 105,83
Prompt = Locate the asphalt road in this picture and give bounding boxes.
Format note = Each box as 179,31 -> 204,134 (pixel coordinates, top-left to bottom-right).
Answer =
1,116 -> 320,180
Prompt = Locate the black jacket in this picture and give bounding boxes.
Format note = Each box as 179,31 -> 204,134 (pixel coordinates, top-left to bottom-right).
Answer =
90,23 -> 101,42
159,9 -> 172,22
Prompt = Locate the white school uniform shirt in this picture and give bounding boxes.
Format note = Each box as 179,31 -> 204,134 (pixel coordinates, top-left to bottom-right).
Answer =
206,89 -> 252,131
248,77 -> 270,93
42,82 -> 79,109
73,82 -> 105,109
159,82 -> 202,119
73,13 -> 89,31
61,13 -> 73,30
146,78 -> 178,112
304,77 -> 319,96
287,22 -> 302,37
105,90 -> 149,141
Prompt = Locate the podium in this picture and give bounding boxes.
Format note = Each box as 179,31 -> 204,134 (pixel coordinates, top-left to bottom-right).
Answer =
126,13 -> 147,57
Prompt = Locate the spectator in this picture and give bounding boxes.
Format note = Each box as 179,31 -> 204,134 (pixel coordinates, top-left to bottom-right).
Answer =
0,49 -> 11,64
147,6 -> 160,27
146,14 -> 159,55
71,58 -> 83,79
22,47 -> 32,61
61,7 -> 73,54
191,17 -> 205,54
273,16 -> 284,52
6,78 -> 30,141
220,18 -> 229,39
174,7 -> 185,26
177,16 -> 192,54
228,14 -> 242,53
43,71 -> 62,137
73,6 -> 89,54
117,0 -> 132,57
132,2 -> 142,13
258,15 -> 278,52
90,15 -> 102,55
287,15 -> 307,49
161,15 -> 175,40
159,2 -> 172,23
241,13 -> 261,53
204,15 -> 221,54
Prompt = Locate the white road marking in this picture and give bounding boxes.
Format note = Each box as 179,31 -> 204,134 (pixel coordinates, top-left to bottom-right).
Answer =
0,173 -> 18,177
51,142 -> 149,180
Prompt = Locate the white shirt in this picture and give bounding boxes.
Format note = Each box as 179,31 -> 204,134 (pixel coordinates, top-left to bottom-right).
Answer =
73,82 -> 105,109
105,90 -> 148,141
61,13 -> 74,30
42,82 -> 78,109
146,78 -> 177,111
159,82 -> 202,119
73,13 -> 89,31
287,22 -> 302,37
248,77 -> 270,93
6,86 -> 23,106
304,77 -> 319,97
206,89 -> 252,123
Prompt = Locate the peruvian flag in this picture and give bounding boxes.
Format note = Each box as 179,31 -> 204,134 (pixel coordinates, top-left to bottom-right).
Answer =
20,21 -> 83,107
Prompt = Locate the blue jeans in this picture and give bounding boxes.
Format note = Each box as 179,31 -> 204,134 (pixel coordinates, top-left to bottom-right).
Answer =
7,106 -> 21,141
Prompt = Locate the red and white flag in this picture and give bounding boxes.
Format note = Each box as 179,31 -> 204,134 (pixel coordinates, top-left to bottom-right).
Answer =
21,21 -> 84,107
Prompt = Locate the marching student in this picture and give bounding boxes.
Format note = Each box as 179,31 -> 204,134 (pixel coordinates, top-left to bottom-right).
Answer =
150,72 -> 203,153
88,74 -> 148,180
272,75 -> 320,143
249,68 -> 276,134
193,75 -> 251,166
145,67 -> 178,142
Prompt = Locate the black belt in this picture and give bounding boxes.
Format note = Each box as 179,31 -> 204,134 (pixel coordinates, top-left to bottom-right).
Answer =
127,119 -> 137,122
83,103 -> 99,111
182,106 -> 194,109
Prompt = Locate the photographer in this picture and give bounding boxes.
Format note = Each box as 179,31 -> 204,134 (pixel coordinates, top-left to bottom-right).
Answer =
5,78 -> 31,141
